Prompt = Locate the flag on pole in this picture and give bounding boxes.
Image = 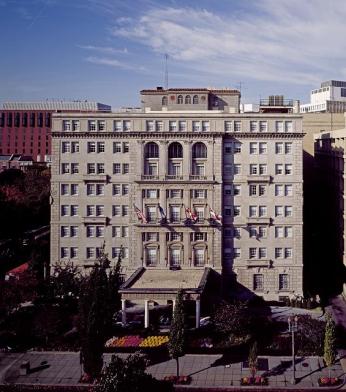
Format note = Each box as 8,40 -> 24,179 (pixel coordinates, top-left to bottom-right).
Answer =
185,207 -> 198,223
209,207 -> 222,224
158,204 -> 166,219
133,204 -> 147,224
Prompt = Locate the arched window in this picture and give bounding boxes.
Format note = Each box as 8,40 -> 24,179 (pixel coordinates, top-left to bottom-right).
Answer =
193,95 -> 199,104
145,142 -> 159,158
177,95 -> 183,104
162,96 -> 168,106
185,95 -> 191,104
168,142 -> 183,158
192,142 -> 207,158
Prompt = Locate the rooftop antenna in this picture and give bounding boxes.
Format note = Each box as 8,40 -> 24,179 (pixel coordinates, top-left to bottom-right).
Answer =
164,53 -> 169,89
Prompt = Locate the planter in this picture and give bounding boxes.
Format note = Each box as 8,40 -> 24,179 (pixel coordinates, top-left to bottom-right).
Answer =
240,376 -> 268,386
318,377 -> 341,387
164,375 -> 192,385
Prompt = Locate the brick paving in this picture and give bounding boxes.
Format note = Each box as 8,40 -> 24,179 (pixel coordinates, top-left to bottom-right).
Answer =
0,352 -> 345,389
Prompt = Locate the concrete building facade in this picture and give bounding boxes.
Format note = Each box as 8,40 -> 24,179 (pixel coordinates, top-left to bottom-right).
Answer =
50,87 -> 304,307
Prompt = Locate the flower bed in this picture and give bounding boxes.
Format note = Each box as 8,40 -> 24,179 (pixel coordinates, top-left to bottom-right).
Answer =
139,335 -> 169,347
163,375 -> 191,385
105,335 -> 169,349
318,377 -> 341,387
105,335 -> 144,348
240,376 -> 268,386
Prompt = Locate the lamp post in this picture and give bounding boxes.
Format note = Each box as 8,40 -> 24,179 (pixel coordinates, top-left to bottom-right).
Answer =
288,315 -> 298,385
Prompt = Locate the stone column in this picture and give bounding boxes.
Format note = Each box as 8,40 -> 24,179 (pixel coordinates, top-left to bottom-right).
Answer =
121,299 -> 127,326
144,300 -> 150,328
195,299 -> 201,328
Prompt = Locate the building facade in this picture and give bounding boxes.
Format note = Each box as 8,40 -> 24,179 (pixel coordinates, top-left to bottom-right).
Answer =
0,101 -> 111,163
301,80 -> 346,113
50,88 -> 304,303
314,123 -> 346,296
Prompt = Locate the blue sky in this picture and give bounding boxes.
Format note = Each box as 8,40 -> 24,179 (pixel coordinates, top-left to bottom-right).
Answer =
1,0 -> 346,108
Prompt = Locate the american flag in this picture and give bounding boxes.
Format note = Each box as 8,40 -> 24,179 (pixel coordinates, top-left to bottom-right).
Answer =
133,204 -> 147,224
185,207 -> 198,222
158,204 -> 166,219
209,207 -> 222,224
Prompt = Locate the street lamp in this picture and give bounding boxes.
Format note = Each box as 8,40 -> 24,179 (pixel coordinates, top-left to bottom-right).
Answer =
288,315 -> 298,385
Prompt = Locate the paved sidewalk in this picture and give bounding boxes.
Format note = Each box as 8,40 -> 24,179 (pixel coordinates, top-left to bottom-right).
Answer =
1,352 -> 345,389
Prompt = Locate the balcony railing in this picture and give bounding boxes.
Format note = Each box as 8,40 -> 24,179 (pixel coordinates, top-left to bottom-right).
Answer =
189,175 -> 208,180
165,175 -> 184,180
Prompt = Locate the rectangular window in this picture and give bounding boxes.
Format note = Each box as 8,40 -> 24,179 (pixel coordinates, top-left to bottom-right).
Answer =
285,248 -> 292,258
202,121 -> 210,132
279,274 -> 289,290
234,121 -> 241,132
123,120 -> 131,131
123,142 -> 129,153
122,226 -> 129,237
233,184 -> 241,195
112,226 -> 121,237
249,142 -> 257,154
259,248 -> 267,258
275,185 -> 284,196
63,120 -> 71,131
147,232 -> 158,241
123,163 -> 129,174
259,227 -> 267,238
169,121 -> 177,132
224,142 -> 232,154
156,121 -> 163,132
71,163 -> 79,174
285,164 -> 293,175
113,184 -> 121,195
194,189 -> 206,199
113,163 -> 121,174
62,142 -> 70,153
285,184 -> 293,196
249,185 -> 257,196
86,247 -> 95,259
234,227 -> 241,238
113,142 -> 122,153
276,121 -> 284,133
61,226 -> 69,237
234,142 -> 241,153
275,227 -> 284,238
249,205 -> 257,217
88,120 -> 96,131
225,121 -> 232,132
122,205 -> 129,216
61,247 -> 69,258
87,184 -> 95,196
88,142 -> 96,153
285,142 -> 292,154
259,206 -> 267,217
192,121 -> 201,132
61,184 -> 69,195
285,121 -> 293,133
87,163 -> 96,174
61,163 -> 70,174
97,142 -> 105,153
259,185 -> 266,196
71,142 -> 79,153
275,142 -> 284,154
194,249 -> 205,266
170,249 -> 181,266
97,163 -> 105,174
250,121 -> 258,132
253,274 -> 264,291
70,226 -> 78,237
249,247 -> 257,259
170,206 -> 180,222
98,121 -> 106,131
249,227 -> 257,237
234,164 -> 241,174
96,226 -> 104,237
114,120 -> 122,132
285,206 -> 293,217
122,184 -> 129,195
96,205 -> 104,216
87,205 -> 95,216
96,184 -> 104,195
179,121 -> 186,132
113,205 -> 121,216
275,164 -> 284,175
275,248 -> 283,258
259,121 -> 267,133
275,206 -> 284,216
259,142 -> 267,154
147,248 -> 157,266
71,205 -> 78,216
250,164 -> 257,175
72,120 -> 80,131
170,189 -> 182,198
233,206 -> 241,216
70,247 -> 78,258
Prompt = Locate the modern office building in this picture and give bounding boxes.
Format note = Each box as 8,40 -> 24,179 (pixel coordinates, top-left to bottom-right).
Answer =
301,80 -> 346,113
50,87 -> 304,322
0,101 -> 111,163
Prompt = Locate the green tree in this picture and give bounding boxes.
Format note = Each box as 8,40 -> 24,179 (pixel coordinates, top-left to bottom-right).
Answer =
248,341 -> 258,379
213,301 -> 252,343
79,253 -> 109,379
97,353 -> 165,392
168,290 -> 185,378
324,312 -> 337,378
79,247 -> 123,380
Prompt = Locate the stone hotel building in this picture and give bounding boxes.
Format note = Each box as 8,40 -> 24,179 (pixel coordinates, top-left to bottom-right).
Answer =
50,87 -> 303,319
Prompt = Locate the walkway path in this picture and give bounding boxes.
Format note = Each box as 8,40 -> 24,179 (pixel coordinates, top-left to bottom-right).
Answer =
0,352 -> 345,389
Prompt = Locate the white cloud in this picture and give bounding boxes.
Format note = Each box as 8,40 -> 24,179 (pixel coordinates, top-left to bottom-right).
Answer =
111,1 -> 346,86
78,45 -> 128,54
85,56 -> 145,72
